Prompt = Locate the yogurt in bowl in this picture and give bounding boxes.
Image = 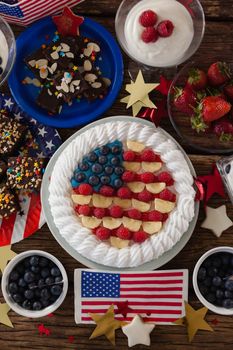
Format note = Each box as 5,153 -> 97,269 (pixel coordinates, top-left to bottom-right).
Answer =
124,0 -> 194,67
0,16 -> 16,86
0,29 -> 9,75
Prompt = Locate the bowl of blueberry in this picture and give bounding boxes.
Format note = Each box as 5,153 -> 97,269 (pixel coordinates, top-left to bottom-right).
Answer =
193,247 -> 233,315
1,250 -> 68,318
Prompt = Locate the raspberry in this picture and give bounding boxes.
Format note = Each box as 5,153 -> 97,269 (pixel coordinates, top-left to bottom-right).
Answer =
141,149 -> 157,162
78,183 -> 93,195
162,213 -> 169,222
74,205 -> 80,213
141,27 -> 159,44
158,172 -> 172,184
122,171 -> 136,182
78,205 -> 91,216
142,212 -> 148,221
127,209 -> 142,220
117,227 -> 132,240
133,231 -> 149,243
100,185 -> 114,197
139,10 -> 158,27
138,189 -> 153,202
123,151 -> 136,161
96,227 -> 111,240
148,210 -> 163,221
140,172 -> 155,183
93,208 -> 106,219
117,187 -> 132,199
157,20 -> 174,38
159,189 -> 174,201
73,187 -> 80,194
110,205 -> 123,218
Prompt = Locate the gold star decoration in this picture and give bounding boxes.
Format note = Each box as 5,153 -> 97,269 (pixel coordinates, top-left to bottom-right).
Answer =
0,303 -> 13,328
89,305 -> 127,345
0,245 -> 17,274
120,70 -> 159,116
174,302 -> 213,342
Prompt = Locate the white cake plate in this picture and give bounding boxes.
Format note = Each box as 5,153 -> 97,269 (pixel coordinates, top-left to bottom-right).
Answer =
41,116 -> 199,271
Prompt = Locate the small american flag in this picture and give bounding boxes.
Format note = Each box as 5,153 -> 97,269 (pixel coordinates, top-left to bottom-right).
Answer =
0,0 -> 84,26
75,269 -> 188,325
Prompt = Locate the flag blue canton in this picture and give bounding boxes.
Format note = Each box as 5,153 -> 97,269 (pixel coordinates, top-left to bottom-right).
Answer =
81,271 -> 120,298
0,2 -> 24,18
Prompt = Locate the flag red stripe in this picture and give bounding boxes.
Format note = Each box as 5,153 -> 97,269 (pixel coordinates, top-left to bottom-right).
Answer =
119,294 -> 183,299
121,279 -> 183,285
81,301 -> 183,307
120,287 -> 183,292
121,272 -> 183,278
23,193 -> 41,238
0,213 -> 17,246
82,308 -> 182,315
81,317 -> 179,323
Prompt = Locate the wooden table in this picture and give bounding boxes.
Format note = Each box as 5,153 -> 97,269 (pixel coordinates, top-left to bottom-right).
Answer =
1,1 -> 233,349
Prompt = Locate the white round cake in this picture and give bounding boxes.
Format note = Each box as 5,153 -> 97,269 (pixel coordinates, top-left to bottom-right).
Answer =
48,120 -> 195,268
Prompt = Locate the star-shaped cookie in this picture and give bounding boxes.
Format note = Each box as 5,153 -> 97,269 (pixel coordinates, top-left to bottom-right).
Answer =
0,245 -> 17,273
201,205 -> 233,237
122,315 -> 155,347
0,303 -> 13,328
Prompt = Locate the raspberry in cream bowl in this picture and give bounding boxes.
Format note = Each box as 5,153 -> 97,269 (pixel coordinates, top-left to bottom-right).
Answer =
115,0 -> 205,68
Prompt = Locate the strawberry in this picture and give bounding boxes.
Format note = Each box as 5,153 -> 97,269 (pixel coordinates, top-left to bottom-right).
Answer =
141,149 -> 158,162
207,62 -> 231,86
138,189 -> 153,202
117,187 -> 132,199
133,231 -> 149,243
100,185 -> 114,197
224,81 -> 233,100
141,27 -> 159,43
110,205 -> 123,218
157,172 -> 173,184
78,183 -> 93,195
159,189 -> 174,201
123,150 -> 136,161
127,209 -> 142,220
78,205 -> 91,216
117,227 -> 132,240
148,210 -> 163,221
140,172 -> 155,183
157,20 -> 174,38
122,171 -> 136,182
173,86 -> 197,115
187,68 -> 207,90
139,10 -> 158,27
96,227 -> 111,240
213,120 -> 233,141
93,208 -> 106,219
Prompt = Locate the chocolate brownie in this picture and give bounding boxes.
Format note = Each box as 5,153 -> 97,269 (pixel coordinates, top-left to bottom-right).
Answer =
83,69 -> 108,101
7,157 -> 46,191
0,115 -> 27,156
0,184 -> 19,218
37,85 -> 63,115
0,160 -> 7,181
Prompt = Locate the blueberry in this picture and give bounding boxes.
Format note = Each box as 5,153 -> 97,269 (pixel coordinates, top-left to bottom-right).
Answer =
35,289 -> 41,298
10,270 -> 19,281
39,257 -> 49,267
18,278 -> 27,288
13,293 -> 23,303
100,176 -> 110,185
45,277 -> 55,285
223,299 -> 233,309
9,282 -> 18,294
104,166 -> 113,175
28,282 -> 37,290
206,293 -> 216,303
24,271 -> 35,283
89,175 -> 99,186
92,164 -> 103,174
114,179 -> 123,188
41,268 -> 50,279
38,279 -> 45,289
207,267 -> 218,277
31,266 -> 40,274
111,145 -> 122,154
78,162 -> 89,171
74,172 -> 86,182
111,157 -> 120,166
24,289 -> 34,300
226,164 -> 231,174
212,257 -> 222,268
219,270 -> 225,278
225,290 -> 233,298
114,167 -> 124,175
221,253 -> 230,266
50,284 -> 63,296
203,277 -> 212,287
199,285 -> 208,296
197,267 -> 206,281
16,264 -> 25,275
33,301 -> 42,311
41,288 -> 51,300
87,152 -> 97,162
51,267 -> 61,277
225,279 -> 233,291
98,156 -> 107,165
22,300 -> 32,310
216,289 -> 224,299
30,256 -> 39,266
202,259 -> 212,268
24,258 -> 31,268
212,276 -> 222,287
41,299 -> 50,307
55,276 -> 63,283
100,146 -> 110,155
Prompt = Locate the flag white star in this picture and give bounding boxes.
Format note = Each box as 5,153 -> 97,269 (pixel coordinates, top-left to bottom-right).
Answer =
4,98 -> 14,108
46,140 -> 55,150
54,130 -> 60,138
14,112 -> 23,121
36,151 -> 44,157
38,127 -> 47,137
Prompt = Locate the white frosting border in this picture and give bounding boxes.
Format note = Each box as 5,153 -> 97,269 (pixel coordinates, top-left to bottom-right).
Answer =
48,121 -> 195,268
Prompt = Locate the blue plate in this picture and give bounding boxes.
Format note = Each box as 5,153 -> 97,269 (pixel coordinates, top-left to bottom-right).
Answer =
8,16 -> 124,128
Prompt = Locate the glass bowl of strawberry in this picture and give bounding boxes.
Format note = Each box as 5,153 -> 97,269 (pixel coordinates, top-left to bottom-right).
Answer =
168,60 -> 233,153
115,0 -> 205,69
